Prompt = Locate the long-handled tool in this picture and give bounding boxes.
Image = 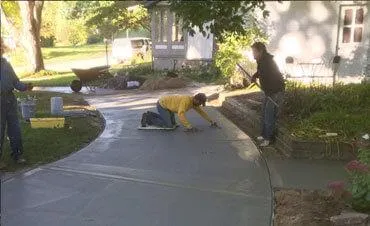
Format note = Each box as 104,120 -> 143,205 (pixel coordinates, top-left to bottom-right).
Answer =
236,63 -> 279,107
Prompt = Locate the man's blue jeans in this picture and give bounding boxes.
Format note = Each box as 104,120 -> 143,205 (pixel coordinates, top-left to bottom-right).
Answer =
156,101 -> 175,128
261,92 -> 284,141
0,93 -> 24,160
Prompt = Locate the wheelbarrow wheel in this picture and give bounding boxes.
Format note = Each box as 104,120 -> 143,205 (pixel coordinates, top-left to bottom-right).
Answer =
70,80 -> 82,92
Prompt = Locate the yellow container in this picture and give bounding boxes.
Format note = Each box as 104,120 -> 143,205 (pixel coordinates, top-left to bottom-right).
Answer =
30,118 -> 65,128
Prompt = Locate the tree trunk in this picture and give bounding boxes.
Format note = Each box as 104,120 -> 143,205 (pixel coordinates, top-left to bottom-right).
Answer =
1,7 -> 19,45
18,1 -> 44,72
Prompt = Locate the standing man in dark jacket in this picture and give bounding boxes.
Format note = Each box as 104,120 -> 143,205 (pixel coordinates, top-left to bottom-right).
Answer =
1,37 -> 33,168
251,42 -> 285,147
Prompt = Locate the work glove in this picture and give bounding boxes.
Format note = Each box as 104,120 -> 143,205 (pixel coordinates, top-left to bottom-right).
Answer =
210,121 -> 221,129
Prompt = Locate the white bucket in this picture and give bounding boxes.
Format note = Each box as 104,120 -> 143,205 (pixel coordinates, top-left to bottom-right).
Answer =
51,97 -> 63,115
21,101 -> 36,121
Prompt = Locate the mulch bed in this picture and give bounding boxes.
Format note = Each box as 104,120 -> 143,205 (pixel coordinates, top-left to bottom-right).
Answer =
274,188 -> 345,226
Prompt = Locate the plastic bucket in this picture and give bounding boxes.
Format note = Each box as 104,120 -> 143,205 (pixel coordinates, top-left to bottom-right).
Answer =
51,97 -> 63,115
21,102 -> 36,121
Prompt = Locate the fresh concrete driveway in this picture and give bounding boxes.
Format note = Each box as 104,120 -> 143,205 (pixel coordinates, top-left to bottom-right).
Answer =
1,89 -> 273,226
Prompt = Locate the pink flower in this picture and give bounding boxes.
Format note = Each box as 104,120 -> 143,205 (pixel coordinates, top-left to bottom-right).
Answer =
345,160 -> 369,173
328,181 -> 345,191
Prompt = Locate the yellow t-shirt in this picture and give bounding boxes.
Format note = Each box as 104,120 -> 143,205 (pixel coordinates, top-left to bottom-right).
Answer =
159,95 -> 212,128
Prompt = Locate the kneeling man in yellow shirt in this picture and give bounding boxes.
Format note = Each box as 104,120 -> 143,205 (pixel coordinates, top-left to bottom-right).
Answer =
155,93 -> 218,132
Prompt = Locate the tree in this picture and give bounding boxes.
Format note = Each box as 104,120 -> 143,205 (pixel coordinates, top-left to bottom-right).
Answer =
1,1 -> 22,43
70,1 -> 150,39
168,0 -> 269,41
1,1 -> 45,72
18,1 -> 44,72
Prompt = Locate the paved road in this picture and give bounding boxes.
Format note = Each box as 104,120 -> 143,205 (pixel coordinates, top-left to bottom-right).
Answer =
1,89 -> 273,226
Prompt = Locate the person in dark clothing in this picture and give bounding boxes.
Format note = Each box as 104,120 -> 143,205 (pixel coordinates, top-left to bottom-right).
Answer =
251,42 -> 285,147
1,37 -> 33,168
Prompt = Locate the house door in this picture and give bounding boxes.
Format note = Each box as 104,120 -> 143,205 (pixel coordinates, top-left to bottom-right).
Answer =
336,4 -> 367,77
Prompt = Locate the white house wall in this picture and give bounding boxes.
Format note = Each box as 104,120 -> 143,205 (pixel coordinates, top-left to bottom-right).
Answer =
265,1 -> 370,82
186,22 -> 214,60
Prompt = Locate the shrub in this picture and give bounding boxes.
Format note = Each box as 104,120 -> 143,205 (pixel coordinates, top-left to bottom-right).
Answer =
68,19 -> 88,46
86,34 -> 103,44
40,36 -> 56,47
284,82 -> 370,119
284,82 -> 370,140
114,63 -> 153,77
214,29 -> 266,79
328,145 -> 370,214
346,148 -> 370,212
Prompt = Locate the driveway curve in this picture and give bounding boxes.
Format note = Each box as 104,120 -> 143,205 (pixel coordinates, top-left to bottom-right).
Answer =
2,88 -> 273,226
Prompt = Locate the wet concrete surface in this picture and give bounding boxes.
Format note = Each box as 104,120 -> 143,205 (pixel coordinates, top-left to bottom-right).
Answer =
267,158 -> 347,190
1,88 -> 272,226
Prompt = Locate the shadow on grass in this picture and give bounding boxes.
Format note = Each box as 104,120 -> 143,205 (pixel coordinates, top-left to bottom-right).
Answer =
0,91 -> 104,172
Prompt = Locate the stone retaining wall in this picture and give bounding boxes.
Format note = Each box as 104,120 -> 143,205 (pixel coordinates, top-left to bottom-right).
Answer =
221,96 -> 356,160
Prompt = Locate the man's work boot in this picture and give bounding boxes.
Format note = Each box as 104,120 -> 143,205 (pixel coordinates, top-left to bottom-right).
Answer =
141,112 -> 147,127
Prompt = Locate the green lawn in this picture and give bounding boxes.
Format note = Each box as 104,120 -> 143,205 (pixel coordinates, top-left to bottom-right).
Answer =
9,43 -> 110,68
0,91 -> 104,172
21,72 -> 77,87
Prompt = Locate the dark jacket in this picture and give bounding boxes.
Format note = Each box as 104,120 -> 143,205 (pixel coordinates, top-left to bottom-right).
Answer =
1,57 -> 27,93
252,52 -> 285,96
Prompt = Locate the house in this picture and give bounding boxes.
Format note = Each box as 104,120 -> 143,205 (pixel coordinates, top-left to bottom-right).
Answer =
263,1 -> 370,84
145,1 -> 214,70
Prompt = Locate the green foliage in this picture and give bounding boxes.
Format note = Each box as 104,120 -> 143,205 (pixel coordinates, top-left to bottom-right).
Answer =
21,73 -> 77,87
1,91 -> 103,172
179,64 -> 223,84
284,82 -> 370,140
113,63 -> 153,77
41,1 -> 60,39
1,1 -> 22,29
214,30 -> 266,78
68,19 -> 88,46
21,70 -> 59,78
346,148 -> 370,213
87,34 -> 103,44
285,82 -> 370,119
168,0 -> 268,41
84,3 -> 150,39
40,36 -> 55,47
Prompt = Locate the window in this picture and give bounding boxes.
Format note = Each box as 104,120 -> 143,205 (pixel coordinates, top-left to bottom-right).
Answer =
172,13 -> 184,42
341,6 -> 365,43
344,9 -> 353,25
154,9 -> 168,43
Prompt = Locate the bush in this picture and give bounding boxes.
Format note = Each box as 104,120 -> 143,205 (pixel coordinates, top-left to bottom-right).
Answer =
178,63 -> 223,84
40,36 -> 56,47
284,82 -> 370,119
68,19 -> 88,46
346,148 -> 370,213
214,29 -> 266,79
114,63 -> 153,77
86,34 -> 103,44
284,82 -> 370,140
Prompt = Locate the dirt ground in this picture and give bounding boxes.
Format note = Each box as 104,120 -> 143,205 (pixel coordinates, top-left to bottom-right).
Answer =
274,188 -> 346,226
